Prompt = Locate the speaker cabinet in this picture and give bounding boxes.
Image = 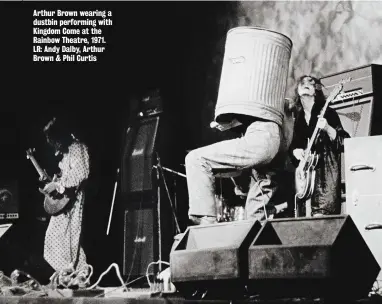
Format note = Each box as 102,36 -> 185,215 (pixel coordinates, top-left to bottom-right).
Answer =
123,208 -> 156,278
123,197 -> 176,278
332,96 -> 375,138
320,64 -> 382,180
121,116 -> 160,195
247,215 -> 379,299
0,179 -> 19,221
320,64 -> 382,138
170,220 -> 261,298
345,135 -> 382,283
121,110 -> 178,278
0,223 -> 28,275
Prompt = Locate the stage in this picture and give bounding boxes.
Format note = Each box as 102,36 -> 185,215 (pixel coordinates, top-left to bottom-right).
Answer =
0,294 -> 382,304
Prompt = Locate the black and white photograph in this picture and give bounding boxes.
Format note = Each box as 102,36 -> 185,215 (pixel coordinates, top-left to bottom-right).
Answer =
0,0 -> 382,302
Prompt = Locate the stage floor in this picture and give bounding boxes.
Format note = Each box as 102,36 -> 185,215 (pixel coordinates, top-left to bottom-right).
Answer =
1,294 -> 382,304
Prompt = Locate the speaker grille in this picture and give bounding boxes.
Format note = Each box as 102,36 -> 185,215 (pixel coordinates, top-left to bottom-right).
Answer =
123,208 -> 156,277
121,116 -> 160,195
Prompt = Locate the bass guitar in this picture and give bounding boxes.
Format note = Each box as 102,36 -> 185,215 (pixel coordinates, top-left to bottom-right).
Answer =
295,77 -> 351,203
26,148 -> 73,215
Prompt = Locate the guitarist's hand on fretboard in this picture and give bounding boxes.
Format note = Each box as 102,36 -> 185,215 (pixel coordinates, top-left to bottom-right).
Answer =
317,117 -> 328,131
317,117 -> 337,141
293,148 -> 305,161
41,182 -> 58,194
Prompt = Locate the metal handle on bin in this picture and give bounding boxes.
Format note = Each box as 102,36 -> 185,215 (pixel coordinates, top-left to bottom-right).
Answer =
365,223 -> 382,230
349,164 -> 376,172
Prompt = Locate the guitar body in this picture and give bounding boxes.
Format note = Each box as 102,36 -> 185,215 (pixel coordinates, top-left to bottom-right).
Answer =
26,148 -> 77,216
43,193 -> 72,215
295,152 -> 319,200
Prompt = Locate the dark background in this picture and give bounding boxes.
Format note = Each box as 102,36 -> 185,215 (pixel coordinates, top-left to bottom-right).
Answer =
0,1 -> 240,285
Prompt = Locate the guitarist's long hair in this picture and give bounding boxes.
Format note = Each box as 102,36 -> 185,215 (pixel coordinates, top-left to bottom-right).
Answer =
43,117 -> 74,154
292,75 -> 326,117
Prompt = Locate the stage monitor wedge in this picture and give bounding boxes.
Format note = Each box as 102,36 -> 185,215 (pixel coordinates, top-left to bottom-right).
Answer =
248,215 -> 380,299
170,220 -> 261,299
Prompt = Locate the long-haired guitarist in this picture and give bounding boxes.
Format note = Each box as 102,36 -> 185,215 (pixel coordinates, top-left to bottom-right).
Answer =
289,75 -> 350,216
41,117 -> 90,277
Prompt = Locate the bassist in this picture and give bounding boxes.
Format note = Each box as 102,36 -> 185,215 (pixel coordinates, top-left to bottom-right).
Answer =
290,76 -> 350,216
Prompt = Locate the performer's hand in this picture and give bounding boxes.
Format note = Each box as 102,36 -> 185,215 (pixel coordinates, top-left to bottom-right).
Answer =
234,186 -> 247,197
38,188 -> 48,196
317,117 -> 337,140
293,148 -> 305,161
317,117 -> 329,132
43,182 -> 58,194
210,119 -> 242,131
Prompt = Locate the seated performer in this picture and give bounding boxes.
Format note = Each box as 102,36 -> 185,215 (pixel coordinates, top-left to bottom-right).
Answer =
289,75 -> 350,216
41,117 -> 90,278
185,110 -> 290,224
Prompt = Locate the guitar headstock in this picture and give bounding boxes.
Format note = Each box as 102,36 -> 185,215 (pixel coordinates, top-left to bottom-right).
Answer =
327,77 -> 352,103
26,148 -> 35,159
339,77 -> 352,85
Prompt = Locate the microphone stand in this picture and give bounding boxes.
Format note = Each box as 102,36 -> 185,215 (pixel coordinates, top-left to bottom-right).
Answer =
154,154 -> 182,236
155,161 -> 162,271
106,168 -> 120,235
106,126 -> 132,235
153,165 -> 186,178
152,164 -> 186,222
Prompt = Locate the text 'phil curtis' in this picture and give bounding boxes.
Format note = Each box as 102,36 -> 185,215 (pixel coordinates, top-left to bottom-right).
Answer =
63,55 -> 97,62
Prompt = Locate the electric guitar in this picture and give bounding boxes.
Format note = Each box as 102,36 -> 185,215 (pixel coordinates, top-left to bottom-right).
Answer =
26,148 -> 73,215
294,77 -> 351,205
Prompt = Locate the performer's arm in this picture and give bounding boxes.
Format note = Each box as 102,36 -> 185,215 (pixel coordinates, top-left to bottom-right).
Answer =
55,142 -> 90,194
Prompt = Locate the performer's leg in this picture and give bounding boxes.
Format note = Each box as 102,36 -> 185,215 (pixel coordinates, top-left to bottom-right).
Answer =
185,121 -> 281,221
245,170 -> 278,221
312,160 -> 342,215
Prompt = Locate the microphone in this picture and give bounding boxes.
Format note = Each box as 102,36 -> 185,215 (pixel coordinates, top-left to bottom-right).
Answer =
155,152 -> 162,169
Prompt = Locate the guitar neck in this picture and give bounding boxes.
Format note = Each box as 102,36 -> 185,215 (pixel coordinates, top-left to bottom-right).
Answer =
29,155 -> 51,181
306,83 -> 344,153
306,116 -> 324,152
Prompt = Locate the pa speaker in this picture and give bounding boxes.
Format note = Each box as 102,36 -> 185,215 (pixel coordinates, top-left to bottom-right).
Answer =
248,215 -> 380,299
170,220 -> 261,299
